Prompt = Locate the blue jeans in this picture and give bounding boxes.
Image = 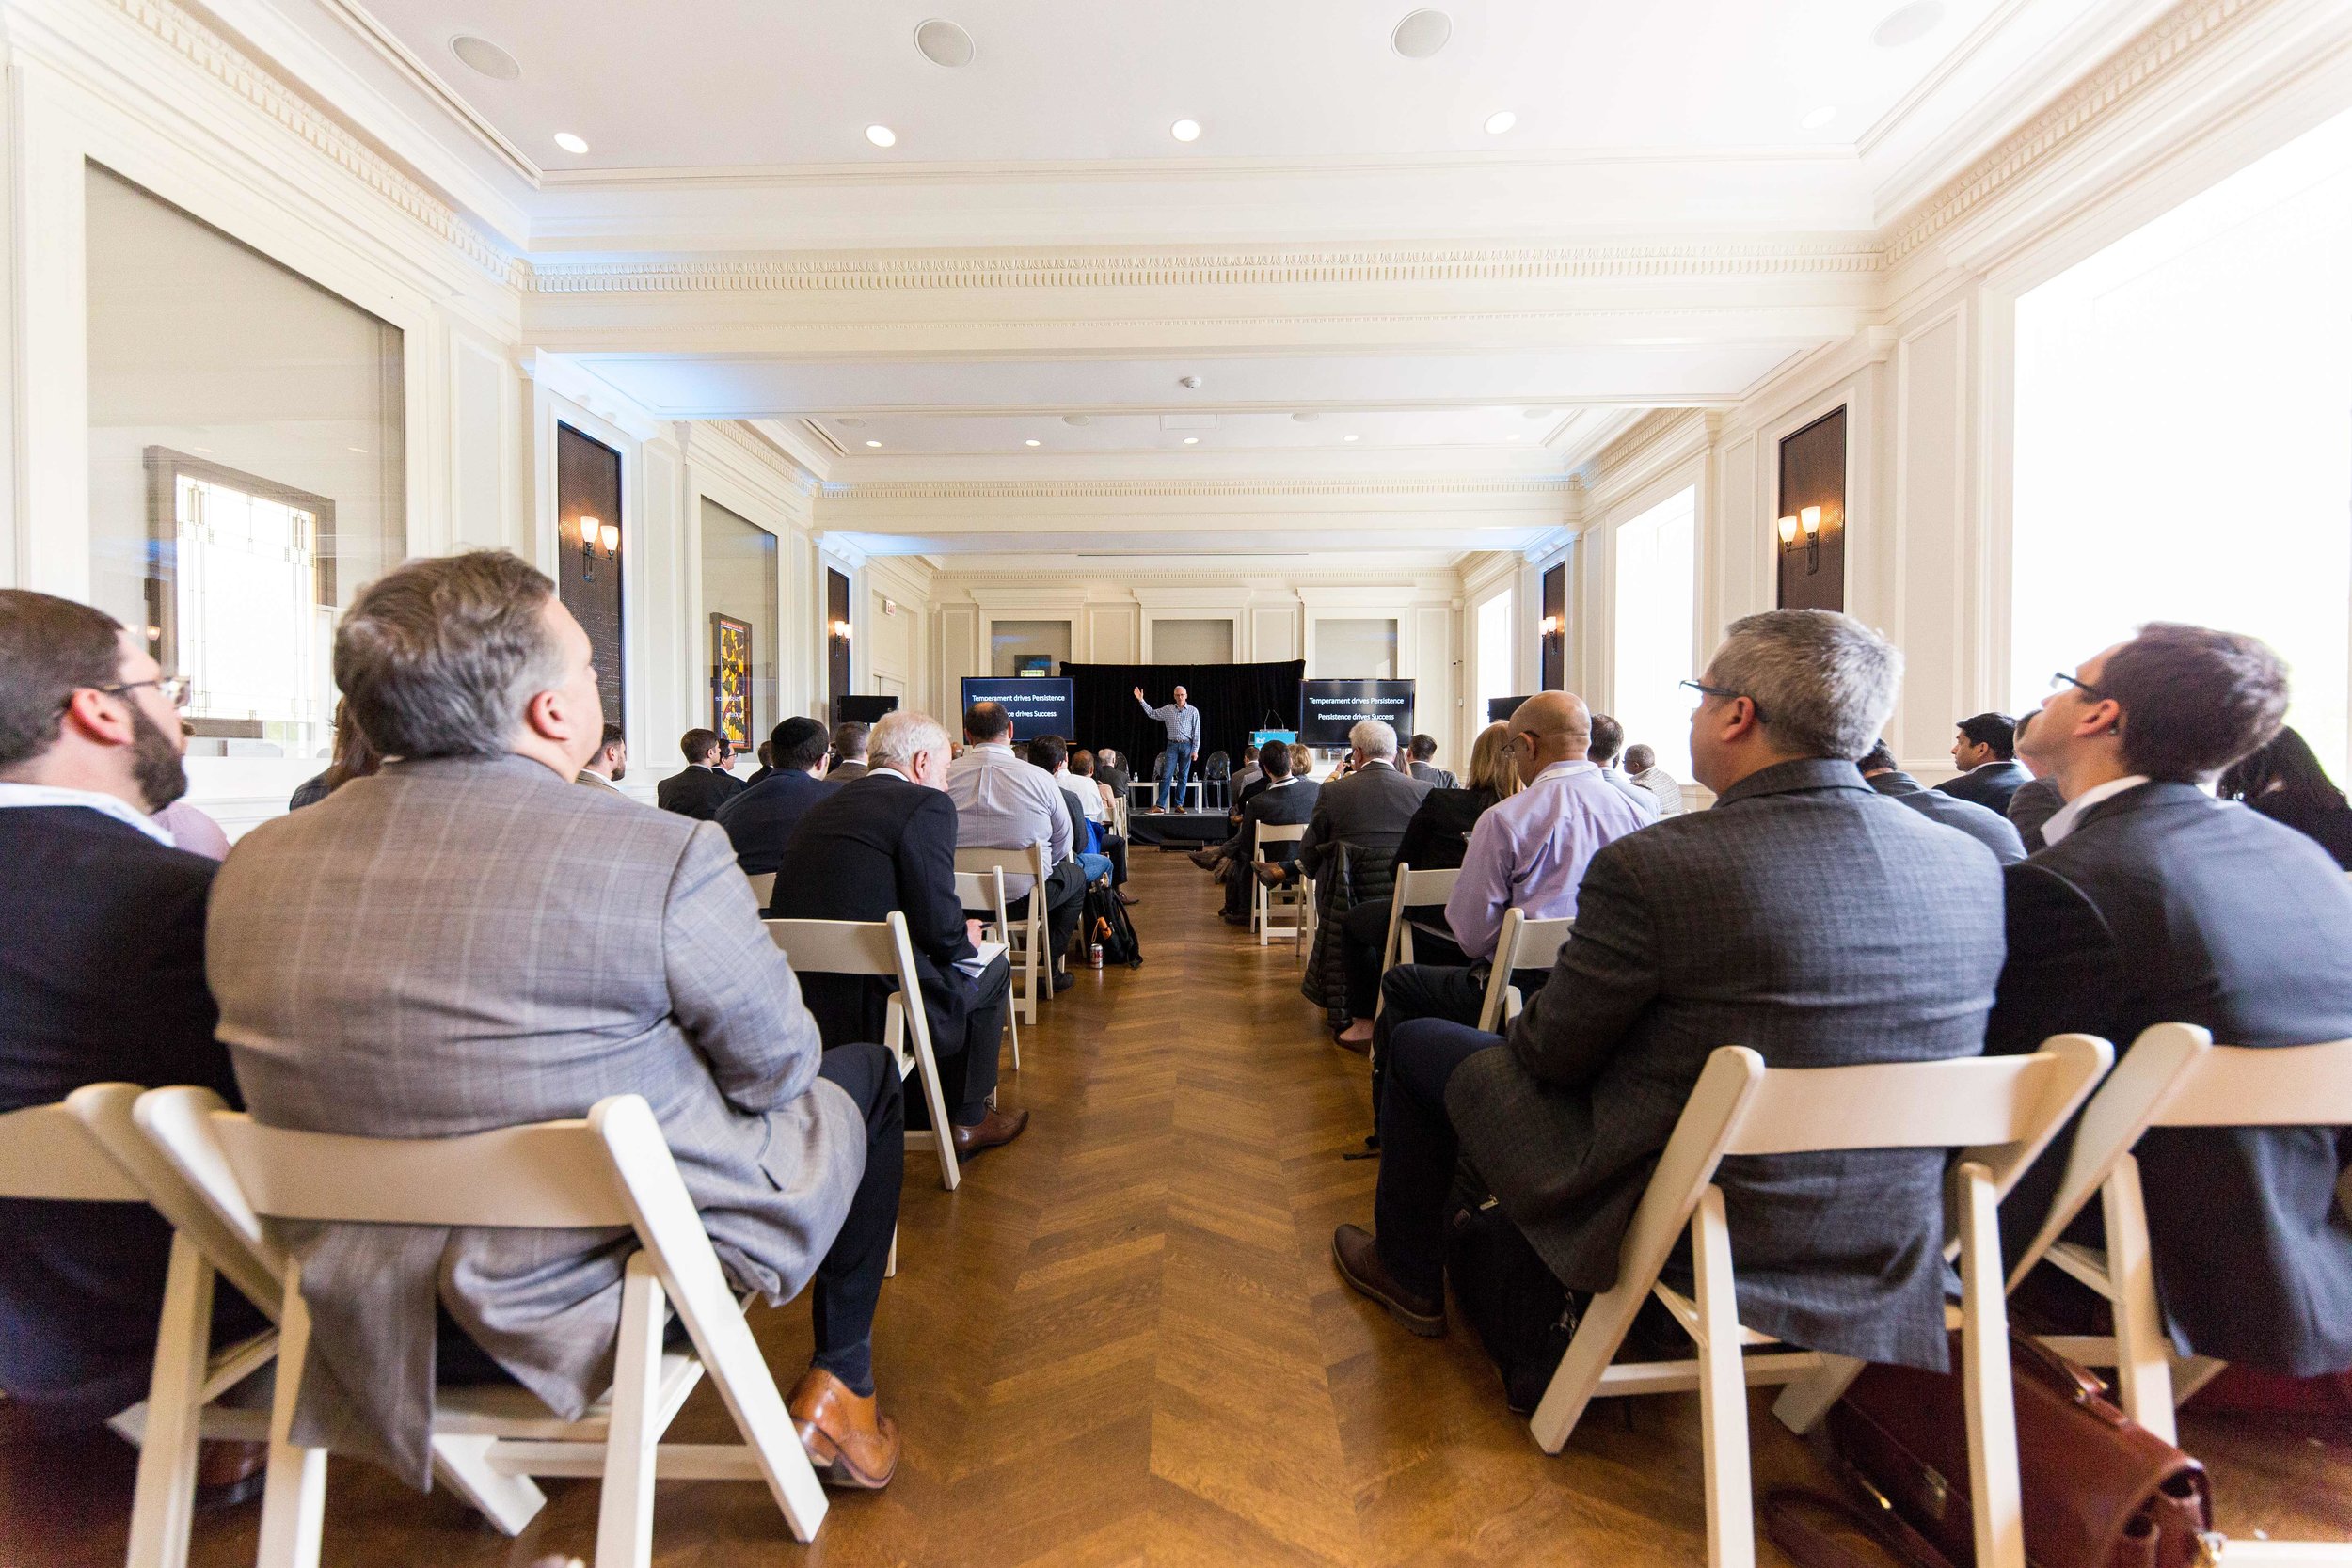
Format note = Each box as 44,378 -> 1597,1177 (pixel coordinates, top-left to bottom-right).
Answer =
1078,851 -> 1114,884
1156,741 -> 1197,809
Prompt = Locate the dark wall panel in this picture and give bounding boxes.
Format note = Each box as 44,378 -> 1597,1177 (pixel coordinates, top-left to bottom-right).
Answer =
555,423 -> 625,724
1540,562 -> 1566,689
1776,407 -> 1847,612
825,567 -> 852,721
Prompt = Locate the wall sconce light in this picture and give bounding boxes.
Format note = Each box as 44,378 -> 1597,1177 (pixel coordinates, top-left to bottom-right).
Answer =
577,515 -> 619,580
1539,614 -> 1563,637
829,619 -> 853,641
1777,506 -> 1826,575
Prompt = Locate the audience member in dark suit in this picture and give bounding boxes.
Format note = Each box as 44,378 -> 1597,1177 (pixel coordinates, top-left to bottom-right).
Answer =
289,696 -> 378,810
0,591 -> 266,1493
656,727 -> 745,819
1190,742 -> 1321,922
743,739 -> 776,788
1332,721 -> 1517,1047
2006,722 -> 2066,853
1406,734 -> 1456,789
1585,713 -> 1659,821
1264,721 -> 1431,893
1858,738 -> 2025,863
2218,724 -> 2352,870
772,710 -> 1028,1156
827,722 -> 872,784
1336,610 -> 2005,1380
1938,711 -> 2029,814
718,717 -> 837,883
1992,626 -> 2352,1374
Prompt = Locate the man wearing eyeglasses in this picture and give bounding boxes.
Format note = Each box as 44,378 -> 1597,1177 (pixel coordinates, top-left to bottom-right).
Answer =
0,590 -> 266,1499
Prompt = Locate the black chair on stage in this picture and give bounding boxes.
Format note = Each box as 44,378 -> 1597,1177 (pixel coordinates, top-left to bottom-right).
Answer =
1201,751 -> 1231,810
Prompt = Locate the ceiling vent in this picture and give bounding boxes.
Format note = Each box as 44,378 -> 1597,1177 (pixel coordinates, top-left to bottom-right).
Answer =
914,19 -> 976,68
1391,9 -> 1452,59
450,35 -> 520,80
1061,414 -> 1093,427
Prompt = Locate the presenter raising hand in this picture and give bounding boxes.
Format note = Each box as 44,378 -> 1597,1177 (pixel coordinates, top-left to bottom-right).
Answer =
1135,684 -> 1202,812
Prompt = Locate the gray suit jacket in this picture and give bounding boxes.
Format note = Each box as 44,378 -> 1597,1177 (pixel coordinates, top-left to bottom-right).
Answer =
1298,761 -> 1432,882
1867,769 -> 2026,863
826,760 -> 869,784
1407,761 -> 1457,789
1446,758 -> 2006,1370
208,754 -> 864,1485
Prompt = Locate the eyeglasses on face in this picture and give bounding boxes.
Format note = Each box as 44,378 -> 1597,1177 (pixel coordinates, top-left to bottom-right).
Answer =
1679,678 -> 1767,724
92,675 -> 193,710
2049,671 -> 2103,701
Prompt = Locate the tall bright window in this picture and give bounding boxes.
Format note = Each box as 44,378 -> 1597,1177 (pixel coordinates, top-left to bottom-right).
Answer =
1475,591 -> 1517,727
86,165 -> 405,765
1612,486 -> 1698,779
2013,106 -> 2352,780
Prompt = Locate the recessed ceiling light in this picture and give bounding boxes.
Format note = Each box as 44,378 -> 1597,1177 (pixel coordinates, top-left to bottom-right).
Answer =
913,19 -> 975,68
1025,438 -> 1041,447
866,125 -> 898,149
1484,110 -> 1517,135
1344,433 -> 1360,442
1183,436 -> 1199,445
552,131 -> 589,154
1170,119 -> 1201,144
450,35 -> 520,81
1801,105 -> 1838,130
1062,414 -> 1092,427
1391,8 -> 1453,59
1522,406 -> 1553,419
866,439 -> 882,449
1872,0 -> 1947,48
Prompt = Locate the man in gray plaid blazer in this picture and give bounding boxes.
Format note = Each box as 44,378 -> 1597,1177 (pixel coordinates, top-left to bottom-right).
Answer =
1334,610 -> 2008,1374
208,551 -> 906,1492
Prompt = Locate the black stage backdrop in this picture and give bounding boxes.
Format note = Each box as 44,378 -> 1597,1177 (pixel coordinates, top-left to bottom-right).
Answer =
1060,660 -> 1304,774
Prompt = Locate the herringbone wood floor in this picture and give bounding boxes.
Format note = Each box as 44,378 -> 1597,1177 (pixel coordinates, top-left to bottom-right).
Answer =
8,849 -> 2349,1565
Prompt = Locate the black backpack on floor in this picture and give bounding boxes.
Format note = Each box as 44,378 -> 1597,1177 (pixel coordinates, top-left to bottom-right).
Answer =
1084,882 -> 1143,968
1444,1166 -> 1577,1414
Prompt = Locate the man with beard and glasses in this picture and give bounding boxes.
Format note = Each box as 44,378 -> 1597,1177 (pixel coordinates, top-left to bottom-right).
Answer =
0,590 -> 268,1500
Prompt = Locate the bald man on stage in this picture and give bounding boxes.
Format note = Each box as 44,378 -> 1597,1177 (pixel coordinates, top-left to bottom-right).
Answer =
1135,684 -> 1201,813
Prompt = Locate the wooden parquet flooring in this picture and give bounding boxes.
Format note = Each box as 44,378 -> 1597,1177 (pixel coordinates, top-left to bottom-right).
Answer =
8,848 -> 2351,1565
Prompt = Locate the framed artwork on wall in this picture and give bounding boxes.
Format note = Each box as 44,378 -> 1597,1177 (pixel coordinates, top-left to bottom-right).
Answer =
710,612 -> 753,753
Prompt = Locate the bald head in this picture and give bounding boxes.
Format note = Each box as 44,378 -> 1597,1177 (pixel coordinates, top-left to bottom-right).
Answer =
1505,692 -> 1592,783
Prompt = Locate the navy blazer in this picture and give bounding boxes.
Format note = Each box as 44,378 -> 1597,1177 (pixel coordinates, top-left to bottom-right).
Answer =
1990,782 -> 2352,1373
0,807 -> 255,1420
1867,769 -> 2026,863
655,765 -> 743,821
717,769 -> 838,879
1938,758 -> 2030,816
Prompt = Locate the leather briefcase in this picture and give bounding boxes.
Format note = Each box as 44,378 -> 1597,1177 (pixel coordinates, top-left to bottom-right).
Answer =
1777,1332 -> 2212,1568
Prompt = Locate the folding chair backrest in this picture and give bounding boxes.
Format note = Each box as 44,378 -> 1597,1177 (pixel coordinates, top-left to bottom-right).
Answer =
744,870 -> 777,908
954,869 -> 1009,927
1398,865 -> 1460,907
762,914 -> 905,980
0,1097 -> 145,1202
1478,910 -> 1576,1031
73,1082 -> 285,1316
1255,822 -> 1306,852
953,844 -> 1048,882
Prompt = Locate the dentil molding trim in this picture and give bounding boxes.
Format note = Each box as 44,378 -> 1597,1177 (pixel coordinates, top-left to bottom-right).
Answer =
820,476 -> 1582,502
96,0 -> 520,286
516,242 -> 1884,295
1883,0 -> 2280,264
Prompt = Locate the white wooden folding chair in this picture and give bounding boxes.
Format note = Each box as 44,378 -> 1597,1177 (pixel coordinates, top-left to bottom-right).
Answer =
2002,1022 -> 2352,1463
1253,822 -> 1311,946
1373,863 -> 1462,1020
1476,909 -> 1576,1032
743,870 -> 777,909
0,1088 -> 278,1568
1531,1037 -> 2111,1568
766,911 -> 961,1192
955,843 -> 1049,1026
954,866 -> 1020,1069
132,1085 -> 831,1568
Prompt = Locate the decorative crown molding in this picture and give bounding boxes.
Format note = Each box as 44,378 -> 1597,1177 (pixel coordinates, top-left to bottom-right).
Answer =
820,475 -> 1582,503
516,241 -> 1883,296
1883,0 -> 2278,265
97,0 -> 522,287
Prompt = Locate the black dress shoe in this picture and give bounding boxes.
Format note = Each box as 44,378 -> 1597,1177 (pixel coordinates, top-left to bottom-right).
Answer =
1052,968 -> 1075,993
1332,1224 -> 1445,1336
950,1105 -> 1030,1158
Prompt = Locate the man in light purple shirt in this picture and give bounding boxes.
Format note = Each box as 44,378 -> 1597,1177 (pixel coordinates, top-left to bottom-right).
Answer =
1372,691 -> 1650,1074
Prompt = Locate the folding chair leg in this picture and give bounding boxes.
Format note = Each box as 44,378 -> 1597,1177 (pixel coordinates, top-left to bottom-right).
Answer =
908,1038 -> 961,1196
593,1256 -> 668,1568
126,1234 -> 215,1568
1690,1186 -> 1756,1568
1772,1354 -> 1863,1434
1956,1161 -> 2026,1568
884,1227 -> 898,1281
671,1280 -> 829,1543
432,1434 -> 546,1536
2102,1156 -> 2178,1445
256,1276 -> 328,1568
1530,1275 -> 1654,1453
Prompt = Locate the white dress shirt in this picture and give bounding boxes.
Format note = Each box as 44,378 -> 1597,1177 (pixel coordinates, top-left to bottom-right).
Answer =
0,782 -> 177,847
2038,774 -> 2152,847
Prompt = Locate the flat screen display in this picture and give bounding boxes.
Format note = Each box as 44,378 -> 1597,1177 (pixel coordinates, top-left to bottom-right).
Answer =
1298,679 -> 1415,747
1487,695 -> 1534,723
961,676 -> 1075,738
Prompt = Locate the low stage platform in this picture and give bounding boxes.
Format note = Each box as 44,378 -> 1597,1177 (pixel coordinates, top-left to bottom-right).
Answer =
1125,810 -> 1232,847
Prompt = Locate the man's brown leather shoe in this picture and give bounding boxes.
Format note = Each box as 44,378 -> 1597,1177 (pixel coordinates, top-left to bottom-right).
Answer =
1186,847 -> 1224,870
1332,1224 -> 1445,1337
950,1105 -> 1030,1159
787,1368 -> 899,1490
1251,861 -> 1294,888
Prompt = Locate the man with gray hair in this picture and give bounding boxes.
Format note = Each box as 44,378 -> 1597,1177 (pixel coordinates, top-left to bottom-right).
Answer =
1335,609 -> 2008,1392
208,550 -> 909,1492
